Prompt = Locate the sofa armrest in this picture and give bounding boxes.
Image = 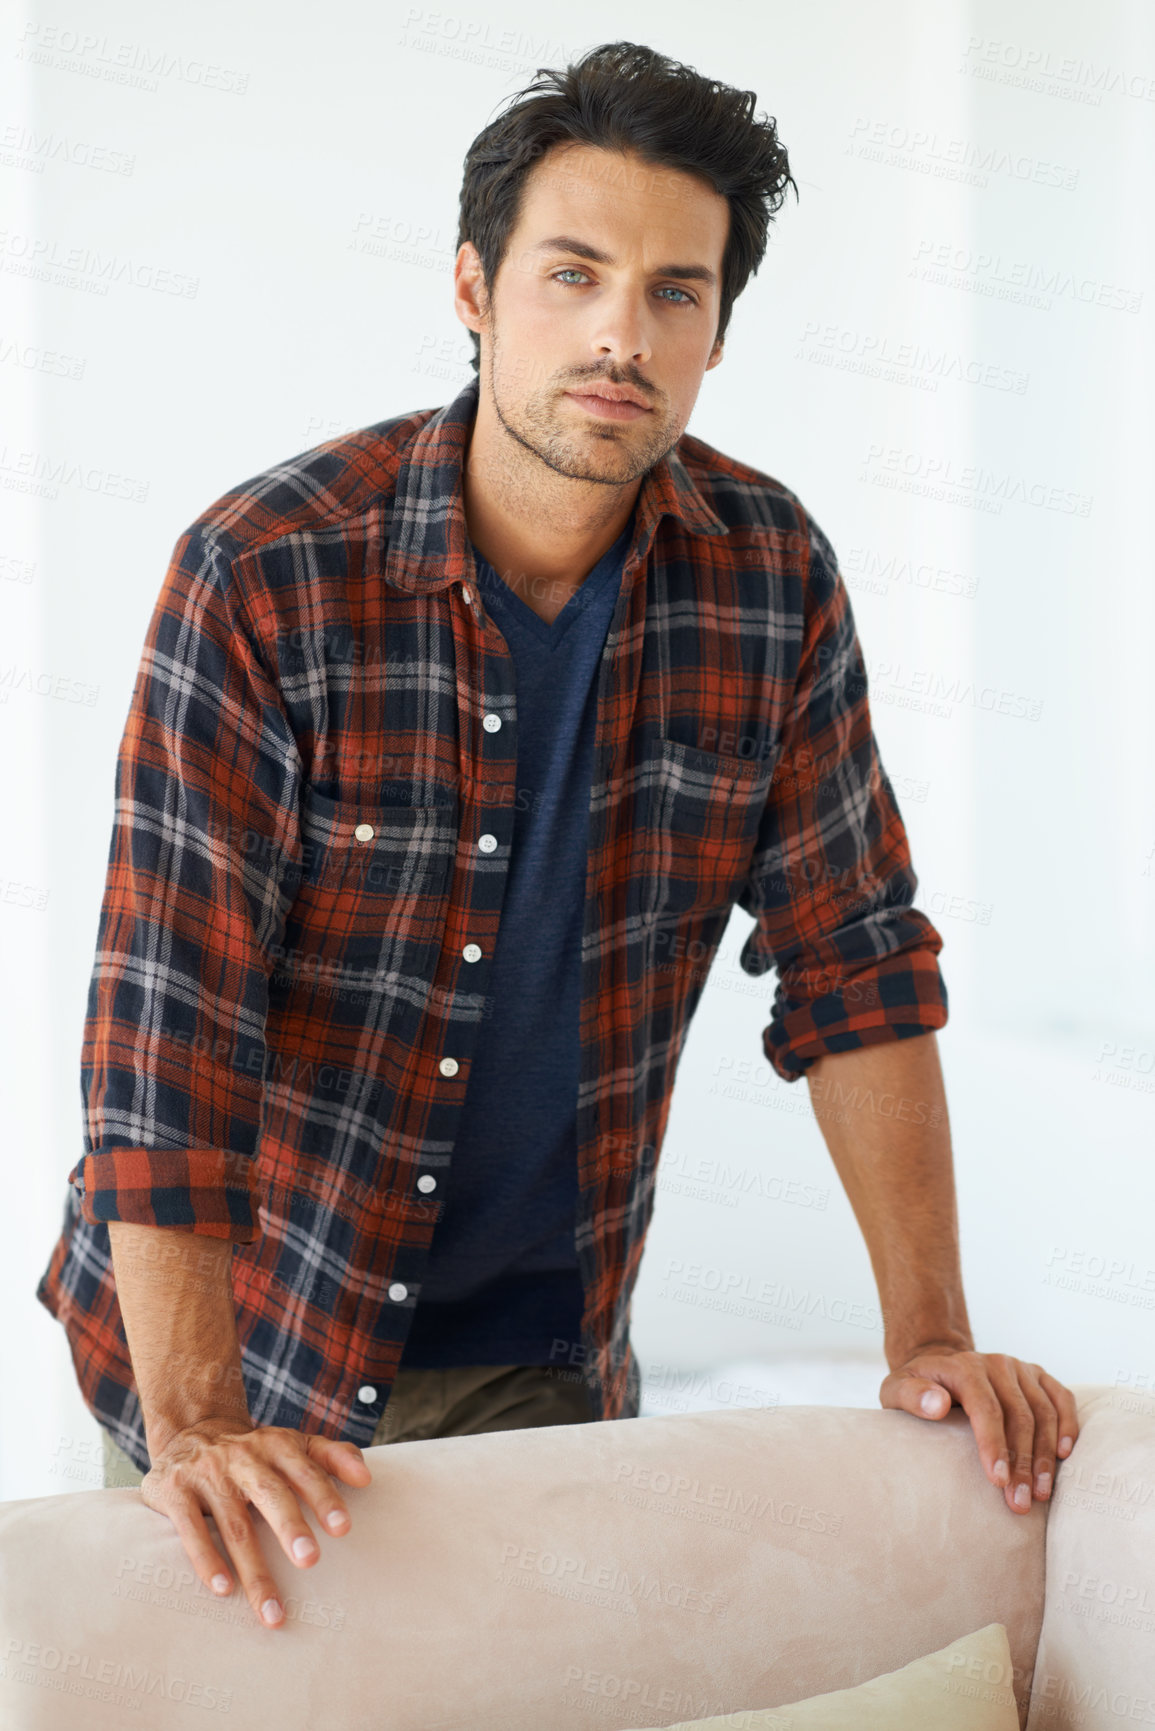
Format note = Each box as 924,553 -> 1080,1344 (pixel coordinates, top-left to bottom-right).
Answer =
0,1398 -> 1047,1729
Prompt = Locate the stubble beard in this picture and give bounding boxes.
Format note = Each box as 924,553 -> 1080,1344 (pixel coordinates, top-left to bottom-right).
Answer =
484,341 -> 682,489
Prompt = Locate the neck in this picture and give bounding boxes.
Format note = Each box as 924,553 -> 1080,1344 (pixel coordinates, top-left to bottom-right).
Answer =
461,376 -> 641,592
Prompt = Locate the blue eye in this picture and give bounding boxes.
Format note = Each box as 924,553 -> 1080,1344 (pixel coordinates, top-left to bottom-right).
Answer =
549,269 -> 695,305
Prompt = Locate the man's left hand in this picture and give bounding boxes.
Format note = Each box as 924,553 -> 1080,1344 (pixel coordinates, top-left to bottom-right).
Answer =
879,1348 -> 1080,1514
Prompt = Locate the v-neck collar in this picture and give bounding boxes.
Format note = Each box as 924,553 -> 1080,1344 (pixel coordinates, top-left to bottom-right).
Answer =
472,511 -> 634,651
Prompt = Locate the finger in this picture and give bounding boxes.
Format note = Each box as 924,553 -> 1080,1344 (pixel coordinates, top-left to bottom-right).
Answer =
299,1436 -> 371,1531
905,1359 -> 1013,1494
879,1353 -> 971,1423
1038,1371 -> 1080,1460
987,1357 -> 1038,1514
224,1447 -> 327,1577
201,1478 -> 288,1629
877,1366 -> 947,1416
885,1375 -> 953,1420
1018,1366 -> 1059,1501
141,1477 -> 236,1600
275,1452 -> 355,1540
308,1436 -> 372,1484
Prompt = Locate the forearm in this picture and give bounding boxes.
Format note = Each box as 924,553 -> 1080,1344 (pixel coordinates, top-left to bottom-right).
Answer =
107,1222 -> 252,1457
804,1031 -> 974,1368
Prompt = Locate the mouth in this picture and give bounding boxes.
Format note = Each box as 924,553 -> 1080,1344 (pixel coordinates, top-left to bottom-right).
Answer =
564,389 -> 651,422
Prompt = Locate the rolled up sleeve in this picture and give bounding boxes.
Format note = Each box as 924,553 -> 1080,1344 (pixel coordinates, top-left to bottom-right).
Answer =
736,510 -> 949,1081
68,525 -> 302,1237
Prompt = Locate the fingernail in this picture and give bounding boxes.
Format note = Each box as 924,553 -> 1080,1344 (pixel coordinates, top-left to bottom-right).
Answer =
1058,1435 -> 1073,1455
993,1458 -> 1009,1485
1035,1472 -> 1051,1496
920,1390 -> 945,1415
1014,1483 -> 1031,1508
211,1574 -> 231,1595
262,1598 -> 284,1625
292,1536 -> 316,1562
326,1509 -> 349,1531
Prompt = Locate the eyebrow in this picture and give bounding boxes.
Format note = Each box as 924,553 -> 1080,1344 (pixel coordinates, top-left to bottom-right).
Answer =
527,234 -> 718,290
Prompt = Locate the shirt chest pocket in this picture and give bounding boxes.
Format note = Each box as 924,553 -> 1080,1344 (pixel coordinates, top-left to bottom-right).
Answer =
632,738 -> 773,930
291,784 -> 458,966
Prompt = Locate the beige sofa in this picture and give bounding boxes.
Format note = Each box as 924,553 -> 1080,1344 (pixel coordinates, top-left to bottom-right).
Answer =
0,1382 -> 1150,1729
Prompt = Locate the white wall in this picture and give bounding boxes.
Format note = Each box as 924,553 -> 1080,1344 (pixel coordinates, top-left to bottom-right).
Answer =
637,0 -> 1155,1402
4,0 -> 1152,1499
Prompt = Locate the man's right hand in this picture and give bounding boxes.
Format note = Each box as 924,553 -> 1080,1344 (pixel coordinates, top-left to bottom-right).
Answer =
140,1417 -> 373,1629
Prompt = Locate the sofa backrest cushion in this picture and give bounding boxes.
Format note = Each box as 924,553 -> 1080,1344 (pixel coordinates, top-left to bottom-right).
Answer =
1025,1384 -> 1155,1729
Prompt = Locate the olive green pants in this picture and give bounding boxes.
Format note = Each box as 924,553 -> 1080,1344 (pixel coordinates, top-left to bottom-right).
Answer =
101,1362 -> 594,1488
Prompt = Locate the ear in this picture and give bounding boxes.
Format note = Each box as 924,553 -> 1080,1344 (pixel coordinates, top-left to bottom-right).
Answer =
453,242 -> 489,339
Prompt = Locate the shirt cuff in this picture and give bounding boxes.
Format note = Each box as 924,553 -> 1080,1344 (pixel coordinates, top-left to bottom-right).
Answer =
68,1147 -> 260,1241
763,946 -> 949,1082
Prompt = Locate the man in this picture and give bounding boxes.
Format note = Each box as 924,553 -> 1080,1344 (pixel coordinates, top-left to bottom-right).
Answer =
37,40 -> 1078,1632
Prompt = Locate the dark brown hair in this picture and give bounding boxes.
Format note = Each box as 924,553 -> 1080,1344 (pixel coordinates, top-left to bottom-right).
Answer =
456,40 -> 798,374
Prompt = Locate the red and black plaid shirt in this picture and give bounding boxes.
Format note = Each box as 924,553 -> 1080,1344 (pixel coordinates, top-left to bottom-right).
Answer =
36,373 -> 948,1468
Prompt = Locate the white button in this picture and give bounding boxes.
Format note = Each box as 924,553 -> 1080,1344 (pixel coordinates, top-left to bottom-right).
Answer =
483,713 -> 501,732
478,833 -> 497,853
462,942 -> 482,962
388,1282 -> 408,1303
417,1174 -> 437,1193
461,585 -> 472,603
357,1384 -> 377,1403
354,823 -> 375,842
439,1056 -> 459,1076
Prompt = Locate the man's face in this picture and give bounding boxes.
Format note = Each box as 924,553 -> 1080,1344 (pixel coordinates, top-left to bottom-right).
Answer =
458,141 -> 729,485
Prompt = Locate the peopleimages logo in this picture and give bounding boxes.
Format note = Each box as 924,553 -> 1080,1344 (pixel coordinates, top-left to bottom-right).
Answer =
14,22 -> 249,94
910,238 -> 1142,315
958,36 -> 1155,106
0,228 -> 199,298
860,442 -> 1093,518
1,1636 -> 233,1713
846,116 -> 1079,190
796,321 -> 1028,394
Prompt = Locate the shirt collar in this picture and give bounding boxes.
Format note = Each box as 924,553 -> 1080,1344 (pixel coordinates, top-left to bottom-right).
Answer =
383,372 -> 728,595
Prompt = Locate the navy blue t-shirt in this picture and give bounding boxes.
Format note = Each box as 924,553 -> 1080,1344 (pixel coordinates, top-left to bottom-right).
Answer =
399,510 -> 634,1367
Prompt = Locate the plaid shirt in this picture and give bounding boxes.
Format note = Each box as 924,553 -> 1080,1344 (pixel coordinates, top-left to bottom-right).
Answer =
36,372 -> 948,1467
